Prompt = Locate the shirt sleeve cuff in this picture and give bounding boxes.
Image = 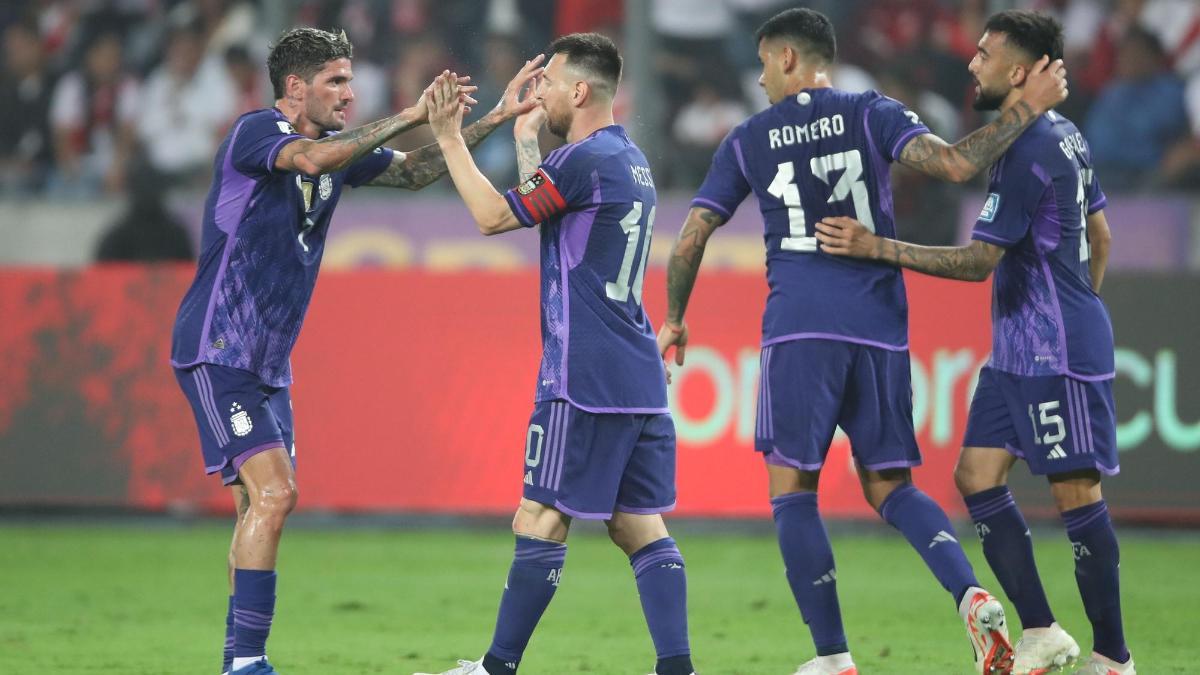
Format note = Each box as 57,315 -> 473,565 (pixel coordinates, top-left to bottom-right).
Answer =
971,229 -> 1016,247
690,197 -> 733,219
504,190 -> 538,227
266,134 -> 305,173
1087,195 -> 1107,215
890,126 -> 930,162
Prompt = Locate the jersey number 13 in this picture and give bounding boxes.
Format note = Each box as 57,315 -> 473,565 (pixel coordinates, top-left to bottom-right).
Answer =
768,149 -> 877,252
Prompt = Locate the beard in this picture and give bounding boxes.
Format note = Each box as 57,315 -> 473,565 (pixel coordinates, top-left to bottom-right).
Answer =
546,108 -> 571,139
972,82 -> 1007,111
308,100 -> 347,132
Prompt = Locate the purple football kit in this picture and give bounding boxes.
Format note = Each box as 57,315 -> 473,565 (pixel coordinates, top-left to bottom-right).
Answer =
962,111 -> 1118,476
504,125 -> 676,518
171,107 -> 393,484
692,88 -> 931,471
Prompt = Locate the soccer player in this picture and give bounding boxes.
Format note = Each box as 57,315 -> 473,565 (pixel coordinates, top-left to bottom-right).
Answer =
656,8 -> 1067,675
815,11 -> 1133,675
169,27 -> 543,675
415,33 -> 695,675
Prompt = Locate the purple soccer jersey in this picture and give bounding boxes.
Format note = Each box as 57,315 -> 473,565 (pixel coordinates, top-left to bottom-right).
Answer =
692,88 -> 930,350
504,125 -> 667,413
971,111 -> 1113,380
171,108 -> 393,386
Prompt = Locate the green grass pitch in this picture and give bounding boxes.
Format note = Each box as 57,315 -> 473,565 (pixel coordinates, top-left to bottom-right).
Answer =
1,523 -> 1194,673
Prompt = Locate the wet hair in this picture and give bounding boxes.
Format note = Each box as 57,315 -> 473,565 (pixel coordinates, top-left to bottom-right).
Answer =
984,10 -> 1064,62
755,8 -> 836,65
547,32 -> 622,96
267,27 -> 353,99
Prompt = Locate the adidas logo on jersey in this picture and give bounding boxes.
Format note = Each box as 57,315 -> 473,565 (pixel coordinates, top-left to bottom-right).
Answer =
524,471 -> 533,485
1048,444 -> 1068,459
929,530 -> 958,548
812,568 -> 837,586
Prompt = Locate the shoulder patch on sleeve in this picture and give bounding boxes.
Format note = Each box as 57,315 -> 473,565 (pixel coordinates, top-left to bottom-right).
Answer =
276,120 -> 296,135
979,193 -> 1000,222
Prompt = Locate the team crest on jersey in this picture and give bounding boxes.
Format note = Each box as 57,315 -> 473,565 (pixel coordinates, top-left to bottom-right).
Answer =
277,120 -> 296,135
979,193 -> 1000,222
229,402 -> 253,437
318,173 -> 332,200
517,172 -> 545,195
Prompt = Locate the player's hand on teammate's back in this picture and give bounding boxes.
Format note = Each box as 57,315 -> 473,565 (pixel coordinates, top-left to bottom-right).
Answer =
656,322 -> 689,384
814,217 -> 879,259
492,54 -> 546,121
1019,55 -> 1069,114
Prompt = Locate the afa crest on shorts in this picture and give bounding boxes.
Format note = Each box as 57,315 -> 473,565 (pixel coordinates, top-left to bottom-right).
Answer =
229,402 -> 253,437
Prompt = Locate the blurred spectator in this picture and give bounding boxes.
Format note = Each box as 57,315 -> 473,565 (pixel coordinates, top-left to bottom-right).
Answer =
95,160 -> 194,262
875,63 -> 960,246
48,30 -> 137,198
224,44 -> 268,117
1086,25 -> 1189,189
1139,0 -> 1200,77
135,23 -> 235,186
0,21 -> 56,195
670,81 -> 749,186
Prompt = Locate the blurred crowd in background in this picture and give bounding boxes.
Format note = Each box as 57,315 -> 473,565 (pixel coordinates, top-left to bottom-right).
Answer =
3,0 -> 1200,252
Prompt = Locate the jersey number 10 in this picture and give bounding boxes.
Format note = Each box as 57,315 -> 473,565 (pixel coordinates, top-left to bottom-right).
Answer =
767,149 -> 877,252
606,201 -> 656,305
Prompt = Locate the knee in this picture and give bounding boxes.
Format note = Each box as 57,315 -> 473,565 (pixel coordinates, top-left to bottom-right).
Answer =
512,499 -> 569,541
954,457 -> 999,497
252,480 -> 298,520
606,513 -> 668,556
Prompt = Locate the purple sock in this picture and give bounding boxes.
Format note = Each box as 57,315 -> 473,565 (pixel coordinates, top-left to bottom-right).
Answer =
771,492 -> 848,656
486,536 -> 567,671
629,537 -> 693,674
964,486 -> 1054,629
1062,500 -> 1128,663
223,594 -> 235,672
879,484 -> 978,604
232,569 -> 276,658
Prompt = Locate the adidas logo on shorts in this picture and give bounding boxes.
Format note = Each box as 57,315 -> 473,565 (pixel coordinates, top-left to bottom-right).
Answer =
1048,444 -> 1068,459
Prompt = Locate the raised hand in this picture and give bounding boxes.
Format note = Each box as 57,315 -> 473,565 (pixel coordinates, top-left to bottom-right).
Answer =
1019,55 -> 1068,114
514,103 -> 547,141
426,71 -> 467,141
493,54 -> 546,120
413,71 -> 478,124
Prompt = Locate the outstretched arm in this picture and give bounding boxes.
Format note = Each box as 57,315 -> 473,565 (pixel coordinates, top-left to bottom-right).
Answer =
815,216 -> 1005,282
898,56 -> 1068,183
656,207 -> 726,367
369,57 -> 546,189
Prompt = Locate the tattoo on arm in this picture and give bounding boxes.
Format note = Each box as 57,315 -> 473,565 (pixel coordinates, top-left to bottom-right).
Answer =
899,100 -> 1037,182
516,136 -> 542,182
292,113 -> 417,174
666,208 -> 726,323
370,110 -> 507,189
874,238 -> 1004,282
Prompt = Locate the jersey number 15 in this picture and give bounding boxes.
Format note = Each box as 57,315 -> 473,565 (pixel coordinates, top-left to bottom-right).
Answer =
768,149 -> 877,252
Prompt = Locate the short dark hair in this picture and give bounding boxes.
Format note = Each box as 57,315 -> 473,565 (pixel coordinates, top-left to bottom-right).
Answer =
547,32 -> 622,96
755,8 -> 836,65
267,27 -> 354,99
984,10 -> 1064,62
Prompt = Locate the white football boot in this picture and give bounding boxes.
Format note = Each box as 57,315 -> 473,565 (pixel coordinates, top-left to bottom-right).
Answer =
413,659 -> 490,675
959,586 -> 1015,674
1073,651 -> 1135,675
791,652 -> 857,675
1012,623 -> 1081,674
